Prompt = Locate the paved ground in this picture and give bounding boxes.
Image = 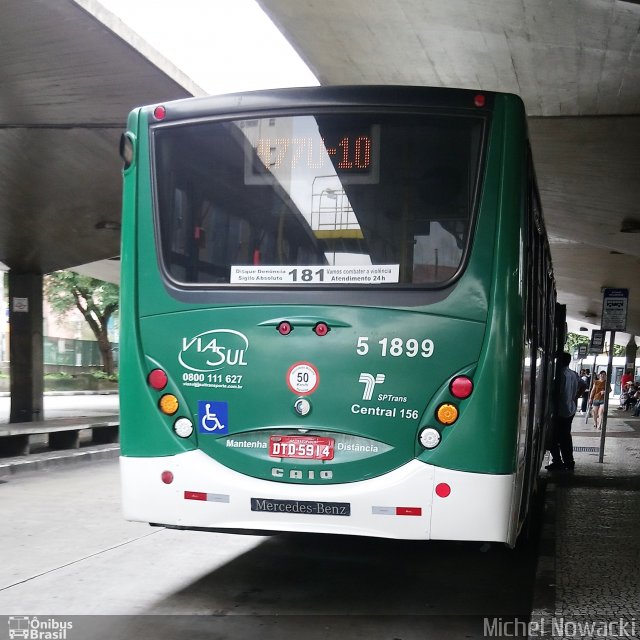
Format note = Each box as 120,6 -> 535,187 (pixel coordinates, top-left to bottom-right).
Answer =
0,393 -> 120,476
1,396 -> 638,639
532,409 -> 640,637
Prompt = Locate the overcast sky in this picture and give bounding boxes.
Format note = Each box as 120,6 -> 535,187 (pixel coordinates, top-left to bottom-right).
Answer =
98,0 -> 318,95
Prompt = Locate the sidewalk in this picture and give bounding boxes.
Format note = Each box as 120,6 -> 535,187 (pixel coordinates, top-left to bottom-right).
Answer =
0,390 -> 118,398
0,392 -> 120,476
0,440 -> 120,476
532,408 -> 640,632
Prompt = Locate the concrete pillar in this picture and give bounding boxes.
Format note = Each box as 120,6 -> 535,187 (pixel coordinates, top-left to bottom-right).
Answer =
8,272 -> 44,422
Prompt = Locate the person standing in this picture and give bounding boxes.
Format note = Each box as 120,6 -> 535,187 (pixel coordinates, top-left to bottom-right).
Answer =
589,370 -> 612,429
580,368 -> 591,414
620,368 -> 633,390
546,352 -> 585,471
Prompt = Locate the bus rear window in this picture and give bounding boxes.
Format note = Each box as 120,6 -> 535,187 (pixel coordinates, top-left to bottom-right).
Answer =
152,111 -> 484,286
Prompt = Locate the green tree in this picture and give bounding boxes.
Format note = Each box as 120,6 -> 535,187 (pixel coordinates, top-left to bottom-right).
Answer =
44,271 -> 119,374
565,332 -> 589,354
565,331 -> 624,357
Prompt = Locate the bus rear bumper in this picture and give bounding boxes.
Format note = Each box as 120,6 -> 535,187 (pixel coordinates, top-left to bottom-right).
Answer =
120,451 -> 514,542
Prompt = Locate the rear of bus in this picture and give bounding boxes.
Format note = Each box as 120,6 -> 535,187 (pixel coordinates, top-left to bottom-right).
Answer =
119,86 -> 528,543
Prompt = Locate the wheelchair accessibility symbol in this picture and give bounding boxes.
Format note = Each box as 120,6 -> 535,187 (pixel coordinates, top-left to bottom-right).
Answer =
198,400 -> 229,434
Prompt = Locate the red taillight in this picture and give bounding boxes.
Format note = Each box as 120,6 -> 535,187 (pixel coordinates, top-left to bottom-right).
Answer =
148,368 -> 168,390
450,376 -> 473,399
474,94 -> 486,108
153,105 -> 166,120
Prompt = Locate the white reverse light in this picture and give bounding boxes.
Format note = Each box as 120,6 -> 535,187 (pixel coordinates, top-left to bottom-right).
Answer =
419,427 -> 441,449
174,417 -> 194,438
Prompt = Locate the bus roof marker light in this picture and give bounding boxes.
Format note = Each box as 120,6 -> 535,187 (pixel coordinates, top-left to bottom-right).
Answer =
148,368 -> 168,390
474,94 -> 486,108
313,322 -> 330,337
450,376 -> 473,399
153,105 -> 167,120
161,471 -> 174,484
436,403 -> 459,425
159,394 -> 179,415
277,321 -> 293,336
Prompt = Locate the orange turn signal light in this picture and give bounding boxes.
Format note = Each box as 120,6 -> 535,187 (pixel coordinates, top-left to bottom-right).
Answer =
436,403 -> 458,425
159,394 -> 179,415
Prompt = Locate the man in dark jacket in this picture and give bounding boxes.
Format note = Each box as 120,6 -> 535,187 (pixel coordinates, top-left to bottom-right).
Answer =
546,352 -> 586,471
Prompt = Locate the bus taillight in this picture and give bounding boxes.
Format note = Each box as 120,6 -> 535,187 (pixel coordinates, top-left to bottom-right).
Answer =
173,417 -> 193,438
419,427 -> 441,449
450,376 -> 473,399
159,394 -> 179,415
148,368 -> 168,390
153,105 -> 167,120
436,403 -> 458,425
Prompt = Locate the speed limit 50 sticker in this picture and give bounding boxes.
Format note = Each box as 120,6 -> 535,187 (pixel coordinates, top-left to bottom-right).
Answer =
287,362 -> 320,395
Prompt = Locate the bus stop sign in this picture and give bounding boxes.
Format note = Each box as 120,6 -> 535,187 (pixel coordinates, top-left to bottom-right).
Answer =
589,329 -> 605,354
601,288 -> 628,332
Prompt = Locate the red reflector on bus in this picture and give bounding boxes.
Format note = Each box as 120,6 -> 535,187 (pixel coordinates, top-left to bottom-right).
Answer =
474,94 -> 486,108
396,507 -> 422,516
435,483 -> 451,498
161,471 -> 174,484
153,105 -> 167,120
184,491 -> 207,501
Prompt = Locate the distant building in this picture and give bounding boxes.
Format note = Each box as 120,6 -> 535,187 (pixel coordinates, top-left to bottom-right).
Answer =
0,272 -> 119,374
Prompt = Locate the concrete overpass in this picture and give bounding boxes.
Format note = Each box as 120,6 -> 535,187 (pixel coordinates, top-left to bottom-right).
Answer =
0,0 -> 205,420
1,0 -> 639,418
0,0 -> 206,274
257,0 -> 640,340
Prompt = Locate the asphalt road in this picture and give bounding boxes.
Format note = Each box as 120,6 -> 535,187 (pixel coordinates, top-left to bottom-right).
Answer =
0,458 -> 543,640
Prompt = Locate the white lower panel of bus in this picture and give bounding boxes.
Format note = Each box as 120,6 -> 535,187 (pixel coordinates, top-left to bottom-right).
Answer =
120,452 -> 514,542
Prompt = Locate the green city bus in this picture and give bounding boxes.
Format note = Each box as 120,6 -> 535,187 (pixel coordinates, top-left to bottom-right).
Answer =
119,85 -> 561,545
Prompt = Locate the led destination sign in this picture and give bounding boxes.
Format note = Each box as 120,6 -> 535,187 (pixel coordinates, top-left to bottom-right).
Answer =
242,118 -> 380,185
255,133 -> 373,172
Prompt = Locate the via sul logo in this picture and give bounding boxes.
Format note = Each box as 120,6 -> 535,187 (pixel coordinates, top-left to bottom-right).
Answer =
179,329 -> 249,372
359,373 -> 385,400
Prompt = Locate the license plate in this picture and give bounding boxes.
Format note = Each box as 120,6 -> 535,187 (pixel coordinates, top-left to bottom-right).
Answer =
251,498 -> 350,516
269,435 -> 335,460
